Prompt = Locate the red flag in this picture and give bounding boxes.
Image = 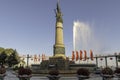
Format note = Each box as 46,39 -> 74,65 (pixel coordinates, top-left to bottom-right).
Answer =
42,54 -> 46,60
72,51 -> 75,61
34,54 -> 37,62
76,51 -> 79,61
80,50 -> 83,60
84,50 -> 87,61
90,50 -> 94,60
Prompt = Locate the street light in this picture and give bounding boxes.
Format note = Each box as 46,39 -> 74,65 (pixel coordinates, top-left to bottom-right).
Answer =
26,54 -> 31,68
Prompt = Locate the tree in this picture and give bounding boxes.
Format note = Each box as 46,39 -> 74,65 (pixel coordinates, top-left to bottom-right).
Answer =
0,51 -> 7,65
7,50 -> 20,67
5,48 -> 14,56
0,47 -> 4,54
0,47 -> 20,67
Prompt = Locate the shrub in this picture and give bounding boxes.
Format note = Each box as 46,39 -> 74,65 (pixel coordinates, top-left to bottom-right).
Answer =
101,67 -> 113,75
77,68 -> 90,76
18,67 -> 32,75
114,68 -> 120,74
13,66 -> 19,71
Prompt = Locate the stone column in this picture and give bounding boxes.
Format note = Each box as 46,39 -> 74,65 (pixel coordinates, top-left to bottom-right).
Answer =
53,2 -> 65,58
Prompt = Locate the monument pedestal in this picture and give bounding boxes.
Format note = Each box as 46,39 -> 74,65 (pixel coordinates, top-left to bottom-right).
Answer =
40,56 -> 70,70
31,2 -> 97,74
49,56 -> 69,70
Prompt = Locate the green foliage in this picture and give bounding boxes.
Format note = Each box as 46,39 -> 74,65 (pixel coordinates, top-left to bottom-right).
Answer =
13,66 -> 25,72
7,50 -> 20,67
5,48 -> 15,56
13,66 -> 19,71
0,51 -> 7,65
0,47 -> 15,56
0,47 -> 20,67
0,47 -> 4,54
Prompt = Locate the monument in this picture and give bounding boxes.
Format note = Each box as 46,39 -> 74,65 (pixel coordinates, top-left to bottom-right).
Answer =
53,1 -> 65,59
32,1 -> 96,74
39,1 -> 70,70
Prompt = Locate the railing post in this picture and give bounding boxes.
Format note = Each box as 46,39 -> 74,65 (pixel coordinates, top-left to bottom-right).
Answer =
115,55 -> 118,68
96,57 -> 98,68
105,56 -> 107,67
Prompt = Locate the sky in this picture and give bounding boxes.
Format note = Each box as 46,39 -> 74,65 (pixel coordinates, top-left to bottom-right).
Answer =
0,0 -> 120,56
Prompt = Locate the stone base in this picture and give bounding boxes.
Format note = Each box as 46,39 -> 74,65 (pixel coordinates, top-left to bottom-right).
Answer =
40,56 -> 69,70
32,63 -> 96,76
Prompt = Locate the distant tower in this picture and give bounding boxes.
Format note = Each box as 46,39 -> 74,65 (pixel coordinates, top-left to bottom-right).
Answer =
53,1 -> 65,58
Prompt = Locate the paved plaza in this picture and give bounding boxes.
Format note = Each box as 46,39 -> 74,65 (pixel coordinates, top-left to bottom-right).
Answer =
3,70 -> 119,80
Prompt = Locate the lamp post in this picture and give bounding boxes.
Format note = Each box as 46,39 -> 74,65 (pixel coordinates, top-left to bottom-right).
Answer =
95,55 -> 98,68
26,54 -> 31,68
114,53 -> 118,68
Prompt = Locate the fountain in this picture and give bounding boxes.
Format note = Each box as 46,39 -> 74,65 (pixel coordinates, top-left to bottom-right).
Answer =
73,20 -> 101,52
73,21 -> 93,51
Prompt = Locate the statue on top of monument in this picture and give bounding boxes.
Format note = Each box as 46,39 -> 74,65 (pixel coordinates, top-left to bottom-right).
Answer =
54,0 -> 63,23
